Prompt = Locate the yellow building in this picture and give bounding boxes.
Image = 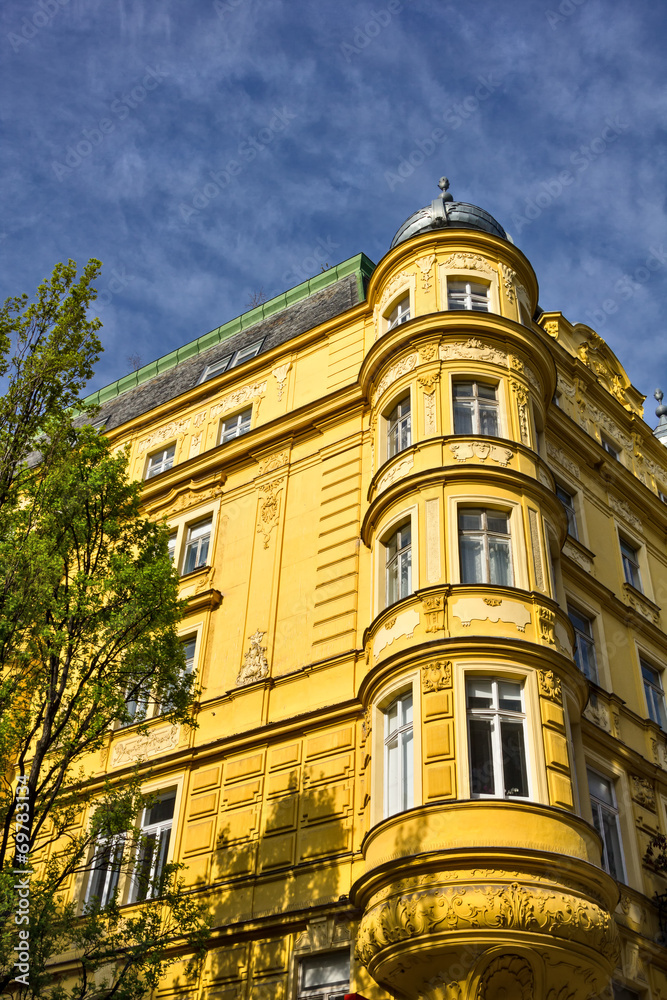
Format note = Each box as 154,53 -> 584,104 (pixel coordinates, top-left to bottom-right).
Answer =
82,178 -> 667,999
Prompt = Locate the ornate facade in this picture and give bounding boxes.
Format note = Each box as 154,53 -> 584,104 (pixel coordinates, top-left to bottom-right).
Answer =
77,181 -> 667,998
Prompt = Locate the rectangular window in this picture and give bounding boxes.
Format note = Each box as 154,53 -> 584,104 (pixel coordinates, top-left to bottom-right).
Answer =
447,280 -> 489,312
182,518 -> 212,575
385,523 -> 411,605
130,792 -> 176,902
231,339 -> 263,367
601,435 -> 620,460
297,952 -> 350,1000
124,682 -> 150,725
146,445 -> 175,480
459,508 -> 513,586
620,538 -> 642,591
387,396 -> 411,458
84,836 -> 124,909
466,678 -> 529,798
167,532 -> 177,563
453,381 -> 499,436
220,407 -> 252,444
556,484 -> 578,539
568,606 -> 598,683
384,691 -> 413,817
386,296 -> 410,331
587,769 -> 625,881
183,637 -> 197,675
641,659 -> 666,729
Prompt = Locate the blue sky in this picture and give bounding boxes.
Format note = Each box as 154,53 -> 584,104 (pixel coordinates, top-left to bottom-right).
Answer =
2,0 -> 666,423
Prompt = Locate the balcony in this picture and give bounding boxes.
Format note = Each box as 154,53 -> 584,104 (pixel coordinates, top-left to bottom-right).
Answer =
351,799 -> 618,1000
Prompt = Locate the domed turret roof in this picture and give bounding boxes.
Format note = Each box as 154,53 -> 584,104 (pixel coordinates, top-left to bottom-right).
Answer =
390,177 -> 507,248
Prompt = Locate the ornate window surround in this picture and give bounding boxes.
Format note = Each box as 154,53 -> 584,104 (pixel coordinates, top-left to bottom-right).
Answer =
445,494 -> 528,590
450,375 -> 505,439
437,258 -> 501,317
452,660 -> 547,804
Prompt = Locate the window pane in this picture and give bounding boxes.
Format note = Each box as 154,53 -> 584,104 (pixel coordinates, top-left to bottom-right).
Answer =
459,510 -> 483,531
301,951 -> 350,988
501,721 -> 529,796
147,794 -> 176,826
386,700 -> 399,734
454,402 -> 474,435
183,639 -> 196,674
498,681 -> 522,712
488,537 -> 513,586
399,548 -> 411,598
460,535 -> 484,584
478,404 -> 498,436
453,382 -> 473,398
486,512 -> 509,534
467,678 -> 493,709
477,384 -> 497,400
386,738 -> 400,815
601,808 -> 623,880
402,729 -> 414,810
469,718 -> 495,795
587,769 -> 613,805
402,693 -> 413,725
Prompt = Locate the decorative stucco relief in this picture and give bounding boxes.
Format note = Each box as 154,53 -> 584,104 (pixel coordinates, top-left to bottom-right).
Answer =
272,362 -> 291,401
631,775 -> 656,811
373,608 -> 420,659
258,449 -> 289,475
511,379 -> 531,445
111,724 -> 180,767
448,440 -> 513,467
373,352 -> 419,406
623,585 -> 660,625
608,494 -> 642,532
442,252 -> 494,276
256,478 -> 284,548
538,669 -> 562,703
546,441 -> 580,479
377,454 -> 414,494
355,881 -> 617,967
500,263 -> 517,303
237,629 -> 268,686
451,598 -> 531,632
210,380 -> 267,419
422,659 -> 451,692
416,254 -> 436,291
439,338 -> 507,368
563,539 -> 593,574
138,418 -> 191,454
422,595 -> 445,633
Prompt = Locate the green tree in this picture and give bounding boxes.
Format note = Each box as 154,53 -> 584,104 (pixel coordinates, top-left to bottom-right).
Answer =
0,261 -> 208,998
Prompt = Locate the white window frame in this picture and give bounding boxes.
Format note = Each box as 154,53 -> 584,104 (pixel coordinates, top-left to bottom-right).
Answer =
568,604 -> 598,683
466,675 -> 530,800
383,690 -> 414,817
182,517 -> 212,576
641,658 -> 667,729
386,394 -> 411,459
384,521 -> 412,607
219,407 -> 252,444
587,768 -> 626,882
601,434 -> 620,461
447,278 -> 490,312
297,951 -> 350,1000
556,483 -> 578,540
199,339 -> 263,383
84,835 -> 125,910
458,506 -> 514,587
620,536 -> 642,592
452,379 -> 500,437
386,294 -> 411,331
128,790 -> 177,903
370,672 -> 422,826
145,444 -> 176,480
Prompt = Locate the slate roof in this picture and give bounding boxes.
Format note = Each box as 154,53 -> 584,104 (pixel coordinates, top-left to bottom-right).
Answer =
92,272 -> 364,433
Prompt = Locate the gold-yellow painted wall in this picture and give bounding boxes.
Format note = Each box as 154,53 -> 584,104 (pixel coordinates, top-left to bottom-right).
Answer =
59,225 -> 667,999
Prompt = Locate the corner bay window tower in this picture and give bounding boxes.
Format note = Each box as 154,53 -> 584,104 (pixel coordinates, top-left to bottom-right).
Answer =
72,176 -> 667,999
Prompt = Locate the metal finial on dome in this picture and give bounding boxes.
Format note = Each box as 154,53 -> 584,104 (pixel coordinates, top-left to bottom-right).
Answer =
438,176 -> 454,203
655,389 -> 667,422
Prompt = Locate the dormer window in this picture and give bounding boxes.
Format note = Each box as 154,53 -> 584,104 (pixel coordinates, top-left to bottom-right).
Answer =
199,339 -> 264,383
387,296 -> 410,330
447,280 -> 489,312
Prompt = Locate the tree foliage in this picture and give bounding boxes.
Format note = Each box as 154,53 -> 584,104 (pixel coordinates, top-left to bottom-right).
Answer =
0,261 -> 209,998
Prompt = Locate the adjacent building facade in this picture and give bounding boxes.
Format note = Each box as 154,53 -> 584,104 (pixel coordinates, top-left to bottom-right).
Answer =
80,181 -> 667,999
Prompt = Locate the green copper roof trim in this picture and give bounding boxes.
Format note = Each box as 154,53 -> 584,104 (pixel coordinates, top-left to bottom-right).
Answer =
83,253 -> 376,408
